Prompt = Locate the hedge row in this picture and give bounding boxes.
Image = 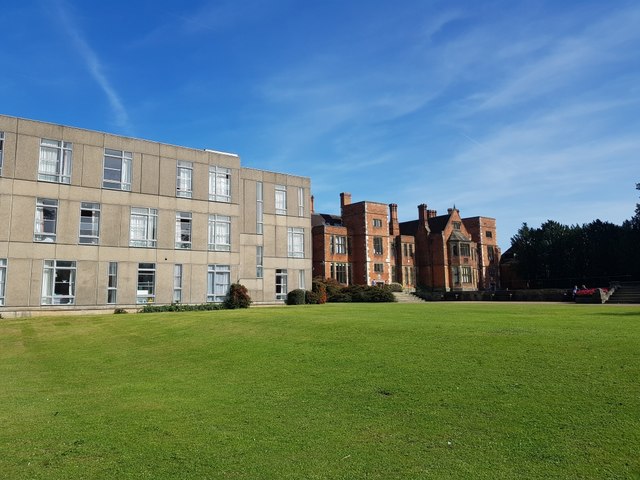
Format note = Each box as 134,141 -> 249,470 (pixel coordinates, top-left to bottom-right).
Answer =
286,278 -> 396,305
138,283 -> 251,313
414,288 -> 572,302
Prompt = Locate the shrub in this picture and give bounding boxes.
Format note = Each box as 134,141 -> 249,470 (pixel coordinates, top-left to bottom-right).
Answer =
287,289 -> 307,305
305,290 -> 320,304
224,283 -> 252,309
140,303 -> 224,313
387,282 -> 404,292
113,308 -> 128,314
312,280 -> 327,304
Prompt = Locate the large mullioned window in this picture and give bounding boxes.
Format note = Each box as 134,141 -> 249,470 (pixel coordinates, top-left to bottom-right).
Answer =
103,149 -> 132,191
207,264 -> 230,302
130,207 -> 158,247
208,215 -> 231,251
287,227 -> 304,258
38,139 -> 72,184
41,260 -> 76,305
275,185 -> 287,215
209,166 -> 231,202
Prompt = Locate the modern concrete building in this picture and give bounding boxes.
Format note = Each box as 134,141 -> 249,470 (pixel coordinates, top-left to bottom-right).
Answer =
312,193 -> 500,291
0,114 -> 312,315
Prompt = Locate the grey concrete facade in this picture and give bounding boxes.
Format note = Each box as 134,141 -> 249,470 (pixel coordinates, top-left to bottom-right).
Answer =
0,114 -> 311,315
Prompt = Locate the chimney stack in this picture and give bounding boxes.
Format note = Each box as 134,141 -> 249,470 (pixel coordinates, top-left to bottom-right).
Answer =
340,192 -> 352,213
310,195 -> 315,214
389,203 -> 399,236
418,204 -> 430,231
427,209 -> 437,219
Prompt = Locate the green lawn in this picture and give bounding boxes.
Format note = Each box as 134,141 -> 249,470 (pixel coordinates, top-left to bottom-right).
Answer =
1,303 -> 639,479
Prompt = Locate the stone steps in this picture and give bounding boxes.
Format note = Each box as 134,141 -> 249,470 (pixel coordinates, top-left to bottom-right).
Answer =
607,284 -> 640,304
393,292 -> 425,303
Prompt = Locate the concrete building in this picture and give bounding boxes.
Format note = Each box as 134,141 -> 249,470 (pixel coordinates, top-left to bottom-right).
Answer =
0,114 -> 312,315
312,193 -> 500,291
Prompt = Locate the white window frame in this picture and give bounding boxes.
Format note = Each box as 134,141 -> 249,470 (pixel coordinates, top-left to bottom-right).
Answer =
298,269 -> 306,290
107,262 -> 118,304
176,161 -> 193,198
103,148 -> 132,191
129,207 -> 158,248
461,266 -> 472,284
38,138 -> 72,184
0,258 -> 6,306
333,236 -> 347,254
208,214 -> 231,251
256,245 -> 264,278
373,218 -> 382,228
173,264 -> 183,303
41,260 -> 76,305
331,262 -> 350,284
275,269 -> 288,300
79,202 -> 100,245
209,166 -> 231,202
34,198 -> 58,242
288,227 -> 304,258
0,131 -> 4,176
137,263 -> 156,304
298,187 -> 304,217
460,243 -> 471,257
256,181 -> 264,234
175,212 -> 192,249
207,264 -> 230,302
275,185 -> 287,215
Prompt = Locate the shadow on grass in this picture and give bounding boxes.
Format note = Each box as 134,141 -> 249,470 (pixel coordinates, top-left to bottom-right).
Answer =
590,311 -> 640,317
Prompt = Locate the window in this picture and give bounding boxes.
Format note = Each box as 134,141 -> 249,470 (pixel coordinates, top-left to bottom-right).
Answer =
403,243 -> 408,258
299,270 -> 306,290
103,148 -> 132,190
173,264 -> 183,303
107,262 -> 117,304
137,263 -> 156,303
0,131 -> 4,176
79,202 -> 100,245
130,208 -> 158,247
175,212 -> 192,249
486,231 -> 493,238
453,221 -> 461,230
176,161 -> 193,198
208,264 -> 230,302
0,258 -> 6,306
373,218 -> 382,228
41,260 -> 76,305
34,198 -> 58,242
461,266 -> 472,283
488,245 -> 496,262
256,181 -> 264,234
275,185 -> 287,215
275,269 -> 288,300
38,139 -> 72,184
288,227 -> 304,258
452,244 -> 459,256
374,263 -> 384,273
452,266 -> 460,284
298,187 -> 304,217
373,237 -> 383,255
460,243 -> 471,257
409,244 -> 414,258
331,235 -> 347,254
209,166 -> 231,202
256,246 -> 263,278
208,215 -> 231,251
331,263 -> 349,284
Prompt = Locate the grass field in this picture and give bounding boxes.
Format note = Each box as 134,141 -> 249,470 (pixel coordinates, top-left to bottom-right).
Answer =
1,303 -> 639,479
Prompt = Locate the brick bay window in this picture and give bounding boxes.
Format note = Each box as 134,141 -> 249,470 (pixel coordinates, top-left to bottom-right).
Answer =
130,207 -> 158,247
137,263 -> 156,304
38,139 -> 72,184
287,227 -> 304,258
103,149 -> 132,190
41,260 -> 76,305
207,264 -> 230,302
34,198 -> 58,242
209,166 -> 231,202
275,269 -> 288,300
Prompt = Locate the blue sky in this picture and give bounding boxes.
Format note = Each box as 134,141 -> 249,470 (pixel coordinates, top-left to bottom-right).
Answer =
2,0 -> 639,251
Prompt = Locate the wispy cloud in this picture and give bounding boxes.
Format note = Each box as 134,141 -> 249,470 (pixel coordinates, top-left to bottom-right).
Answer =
54,1 -> 131,132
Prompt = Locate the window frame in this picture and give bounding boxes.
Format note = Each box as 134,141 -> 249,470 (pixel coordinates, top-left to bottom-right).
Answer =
209,166 -> 231,203
0,131 -> 4,176
373,237 -> 384,255
287,227 -> 304,258
256,245 -> 264,278
107,262 -> 118,304
41,260 -> 76,305
256,181 -> 264,234
0,258 -> 6,306
34,198 -> 58,243
38,138 -> 72,184
137,263 -> 156,304
79,202 -> 101,245
175,211 -> 192,250
103,148 -> 132,191
129,207 -> 158,248
207,264 -> 230,303
173,264 -> 183,303
298,187 -> 304,217
208,214 -> 231,251
176,160 -> 193,198
461,266 -> 472,283
373,218 -> 382,228
374,263 -> 384,273
275,185 -> 287,215
275,269 -> 288,300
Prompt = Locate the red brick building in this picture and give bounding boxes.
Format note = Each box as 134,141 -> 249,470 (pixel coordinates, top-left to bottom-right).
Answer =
312,193 -> 500,291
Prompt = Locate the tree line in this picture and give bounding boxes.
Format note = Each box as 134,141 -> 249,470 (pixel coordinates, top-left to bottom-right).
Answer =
506,183 -> 640,288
